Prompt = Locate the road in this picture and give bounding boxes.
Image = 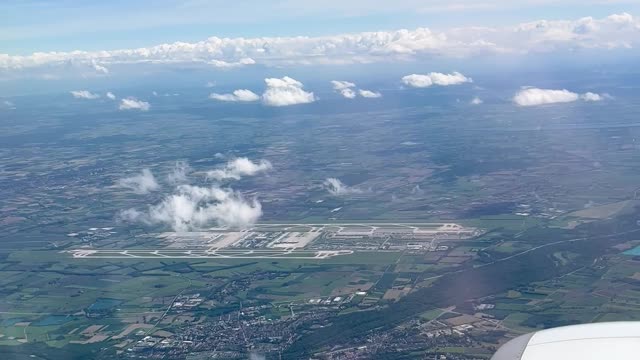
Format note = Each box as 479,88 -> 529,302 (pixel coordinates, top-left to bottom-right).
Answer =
146,275 -> 193,335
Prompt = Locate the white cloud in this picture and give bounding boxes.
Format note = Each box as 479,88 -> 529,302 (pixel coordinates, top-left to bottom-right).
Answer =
262,76 -> 315,107
359,89 -> 382,98
91,60 -> 109,74
207,157 -> 272,181
2,13 -> 639,75
119,97 -> 150,111
151,92 -> 180,97
166,161 -> 190,184
402,72 -> 472,88
340,88 -> 357,99
324,178 -> 363,196
118,169 -> 160,194
580,92 -> 604,102
331,80 -> 356,90
513,88 -> 578,106
512,88 -> 606,106
606,13 -> 634,24
2,100 -> 15,109
209,57 -> 256,68
470,96 -> 483,105
331,80 -> 357,99
119,208 -> 145,223
331,80 -> 381,99
70,90 -> 100,99
106,92 -> 116,100
119,184 -> 262,231
209,89 -> 260,102
205,81 -> 216,88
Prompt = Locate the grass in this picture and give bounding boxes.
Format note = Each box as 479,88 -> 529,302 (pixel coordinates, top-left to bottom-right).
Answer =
507,290 -> 522,298
463,215 -> 543,232
502,313 -> 533,332
419,308 -> 444,320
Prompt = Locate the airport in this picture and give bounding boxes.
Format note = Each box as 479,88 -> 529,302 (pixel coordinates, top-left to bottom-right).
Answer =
67,222 -> 482,259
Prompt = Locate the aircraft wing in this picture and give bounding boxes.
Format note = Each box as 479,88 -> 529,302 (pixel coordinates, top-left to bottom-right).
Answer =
491,321 -> 640,360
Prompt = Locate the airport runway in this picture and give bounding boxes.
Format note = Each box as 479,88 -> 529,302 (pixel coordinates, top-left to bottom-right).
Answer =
67,248 -> 353,259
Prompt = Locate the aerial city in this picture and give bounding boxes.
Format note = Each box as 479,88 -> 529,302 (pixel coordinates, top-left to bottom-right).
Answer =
2,1 -> 640,359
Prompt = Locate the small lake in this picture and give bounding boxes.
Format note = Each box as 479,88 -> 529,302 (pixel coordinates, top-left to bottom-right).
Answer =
623,246 -> 640,256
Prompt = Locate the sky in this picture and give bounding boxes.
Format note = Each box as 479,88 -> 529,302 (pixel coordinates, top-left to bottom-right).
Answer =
2,0 -> 640,54
1,1 -> 640,96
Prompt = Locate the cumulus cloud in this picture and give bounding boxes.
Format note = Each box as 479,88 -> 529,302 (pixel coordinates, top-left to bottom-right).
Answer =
580,92 -> 604,102
262,76 -> 315,106
359,89 -> 382,98
2,13 -> 639,74
331,80 -> 355,90
512,88 -> 606,106
401,72 -> 472,88
207,157 -> 272,181
166,161 -> 191,184
119,97 -> 150,111
209,57 -> 256,68
513,88 -> 578,106
324,178 -> 363,196
331,80 -> 357,99
209,89 -> 260,102
106,92 -> 116,100
70,90 -> 100,99
470,96 -> 483,105
118,169 -> 160,194
119,184 -> 262,231
331,80 -> 381,99
339,88 -> 357,99
91,61 -> 109,75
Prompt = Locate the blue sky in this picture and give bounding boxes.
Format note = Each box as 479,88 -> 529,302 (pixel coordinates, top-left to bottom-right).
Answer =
2,0 -> 640,54
1,0 -> 640,98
